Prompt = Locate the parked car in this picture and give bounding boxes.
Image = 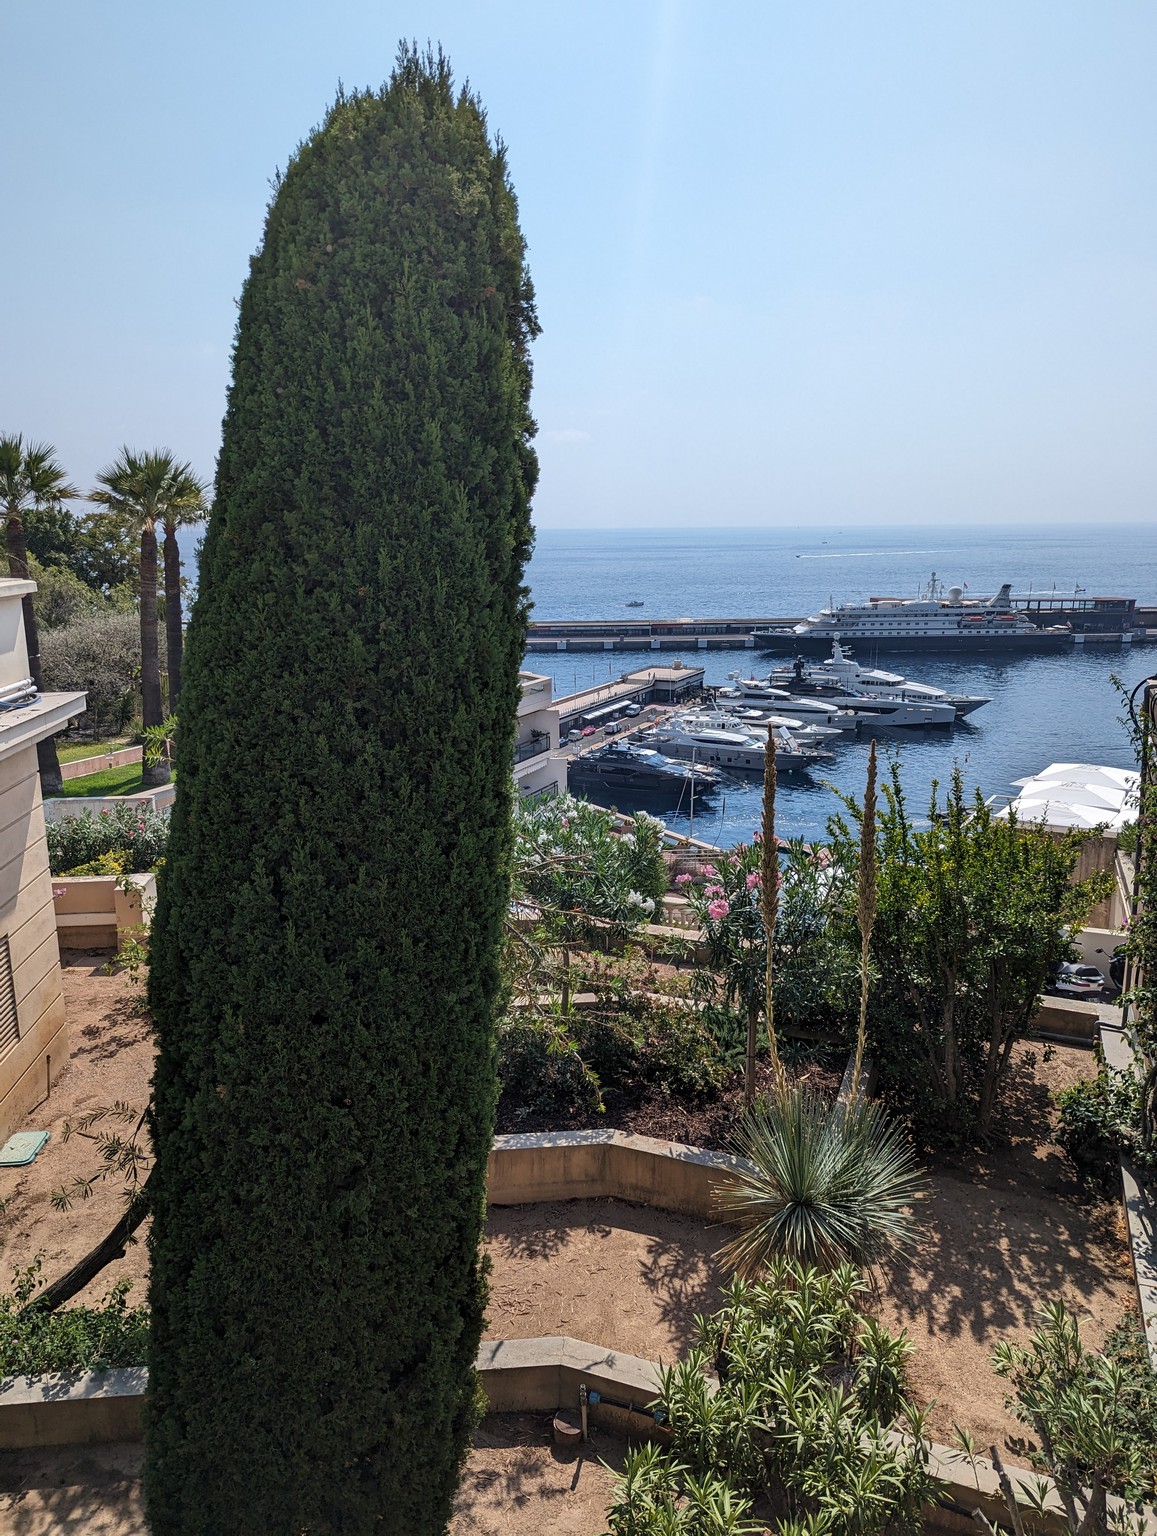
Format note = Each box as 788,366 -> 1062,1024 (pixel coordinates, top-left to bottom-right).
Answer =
581,726 -> 597,736
624,703 -> 643,716
1050,963 -> 1107,1001
604,722 -> 622,735
566,729 -> 583,743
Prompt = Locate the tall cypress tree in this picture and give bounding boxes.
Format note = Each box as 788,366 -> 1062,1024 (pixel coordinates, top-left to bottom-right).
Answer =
145,48 -> 536,1534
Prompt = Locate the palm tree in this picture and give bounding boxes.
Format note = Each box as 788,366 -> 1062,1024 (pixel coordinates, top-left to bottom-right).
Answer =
161,482 -> 206,710
0,435 -> 79,794
715,1089 -> 924,1276
89,450 -> 206,785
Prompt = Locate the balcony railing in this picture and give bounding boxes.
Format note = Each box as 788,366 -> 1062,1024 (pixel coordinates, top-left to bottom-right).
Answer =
513,731 -> 551,765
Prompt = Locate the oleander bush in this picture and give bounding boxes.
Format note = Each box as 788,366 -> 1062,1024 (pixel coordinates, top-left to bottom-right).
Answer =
47,806 -> 169,876
605,1260 -> 939,1535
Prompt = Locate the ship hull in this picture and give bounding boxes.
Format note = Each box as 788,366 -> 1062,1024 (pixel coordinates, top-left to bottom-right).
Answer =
756,631 -> 1075,656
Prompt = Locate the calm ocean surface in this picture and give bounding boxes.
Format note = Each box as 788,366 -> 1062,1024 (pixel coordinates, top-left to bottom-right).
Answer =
523,525 -> 1157,846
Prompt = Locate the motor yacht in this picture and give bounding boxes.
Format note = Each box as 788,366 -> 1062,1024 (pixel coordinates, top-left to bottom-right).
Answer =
718,681 -> 860,731
567,742 -> 718,805
769,642 -> 989,719
754,576 -> 1072,654
642,717 -> 834,774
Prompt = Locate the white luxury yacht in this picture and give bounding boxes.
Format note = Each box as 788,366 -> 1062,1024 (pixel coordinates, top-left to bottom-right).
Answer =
768,642 -> 990,719
640,715 -> 834,774
753,575 -> 1072,654
724,666 -> 955,729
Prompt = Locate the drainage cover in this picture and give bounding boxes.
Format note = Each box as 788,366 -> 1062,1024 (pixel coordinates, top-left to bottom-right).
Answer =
0,1130 -> 50,1166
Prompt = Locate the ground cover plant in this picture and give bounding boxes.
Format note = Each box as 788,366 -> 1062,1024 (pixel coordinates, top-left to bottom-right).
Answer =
145,47 -> 537,1536
1056,1060 -> 1156,1193
0,1260 -> 147,1377
605,1259 -> 939,1536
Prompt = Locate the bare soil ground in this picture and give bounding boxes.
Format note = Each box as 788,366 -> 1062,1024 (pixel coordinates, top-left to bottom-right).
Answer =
0,968 -> 1133,1509
0,957 -> 152,1309
484,1042 -> 1133,1452
877,1039 -> 1134,1449
0,1418 -> 627,1535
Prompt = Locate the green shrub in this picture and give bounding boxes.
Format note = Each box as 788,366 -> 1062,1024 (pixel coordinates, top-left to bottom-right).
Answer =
46,806 -> 169,876
606,1260 -> 939,1535
496,1016 -> 602,1119
497,997 -> 725,1123
0,1260 -> 148,1377
1104,1313 -> 1157,1504
1055,1065 -> 1153,1194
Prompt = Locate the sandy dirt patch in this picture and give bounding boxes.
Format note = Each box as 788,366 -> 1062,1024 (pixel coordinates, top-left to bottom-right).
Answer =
0,1419 -> 626,1536
0,957 -> 152,1309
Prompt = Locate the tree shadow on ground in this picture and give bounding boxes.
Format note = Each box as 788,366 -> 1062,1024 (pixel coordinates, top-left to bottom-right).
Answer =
881,1047 -> 1129,1351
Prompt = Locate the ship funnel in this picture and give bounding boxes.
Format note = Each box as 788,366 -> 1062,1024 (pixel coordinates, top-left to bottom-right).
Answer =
986,583 -> 1013,610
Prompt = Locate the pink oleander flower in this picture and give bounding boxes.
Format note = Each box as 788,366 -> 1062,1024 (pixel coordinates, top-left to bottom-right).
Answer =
707,898 -> 730,920
704,883 -> 725,898
53,887 -> 66,899
729,854 -> 743,868
701,863 -> 717,876
752,830 -> 762,842
816,847 -> 832,867
745,872 -> 761,890
674,873 -> 693,887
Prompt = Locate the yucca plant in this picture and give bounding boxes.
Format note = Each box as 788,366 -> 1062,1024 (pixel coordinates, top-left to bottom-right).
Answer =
715,1089 -> 924,1276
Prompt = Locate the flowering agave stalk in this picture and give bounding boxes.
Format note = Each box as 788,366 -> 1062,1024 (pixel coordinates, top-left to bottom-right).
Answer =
760,733 -> 785,1102
849,739 -> 878,1108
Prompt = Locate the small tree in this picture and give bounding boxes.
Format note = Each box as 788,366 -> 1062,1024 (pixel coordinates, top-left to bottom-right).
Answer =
0,433 -> 79,792
964,1300 -> 1153,1535
841,765 -> 1112,1143
40,610 -> 141,738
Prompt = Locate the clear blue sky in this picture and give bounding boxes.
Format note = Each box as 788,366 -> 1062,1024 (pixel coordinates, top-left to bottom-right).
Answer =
4,1 -> 1155,527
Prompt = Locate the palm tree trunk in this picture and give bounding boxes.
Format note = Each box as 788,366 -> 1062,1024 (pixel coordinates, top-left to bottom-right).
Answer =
139,522 -> 169,785
5,510 -> 63,794
163,520 -> 184,709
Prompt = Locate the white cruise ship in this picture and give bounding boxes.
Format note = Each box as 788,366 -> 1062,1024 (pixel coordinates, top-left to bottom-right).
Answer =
755,575 -> 1073,655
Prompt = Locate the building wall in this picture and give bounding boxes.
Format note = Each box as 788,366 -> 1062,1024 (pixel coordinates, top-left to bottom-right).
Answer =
0,744 -> 69,1142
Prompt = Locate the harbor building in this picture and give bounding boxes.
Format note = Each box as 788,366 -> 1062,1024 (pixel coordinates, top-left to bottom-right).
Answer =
515,670 -> 566,802
0,579 -> 87,1142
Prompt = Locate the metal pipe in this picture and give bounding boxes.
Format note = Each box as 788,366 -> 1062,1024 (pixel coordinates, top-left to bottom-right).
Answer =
586,1389 -> 665,1423
579,1383 -> 588,1442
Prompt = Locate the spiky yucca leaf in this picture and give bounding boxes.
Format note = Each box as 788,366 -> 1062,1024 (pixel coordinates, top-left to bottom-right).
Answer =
715,1086 -> 924,1277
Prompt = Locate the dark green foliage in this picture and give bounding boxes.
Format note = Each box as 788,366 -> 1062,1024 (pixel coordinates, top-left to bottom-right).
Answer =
1056,1064 -> 1154,1194
0,1260 -> 148,1376
145,47 -> 536,1536
497,993 -> 725,1122
46,805 -> 169,876
606,1262 -> 939,1534
832,766 -> 1111,1146
1104,1314 -> 1157,1504
40,609 -> 141,734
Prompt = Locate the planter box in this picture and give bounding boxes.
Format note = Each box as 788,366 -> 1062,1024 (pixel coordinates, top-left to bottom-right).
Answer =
52,873 -> 156,951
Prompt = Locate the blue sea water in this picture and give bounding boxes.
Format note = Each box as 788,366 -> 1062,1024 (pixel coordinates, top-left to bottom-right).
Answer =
524,525 -> 1157,846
